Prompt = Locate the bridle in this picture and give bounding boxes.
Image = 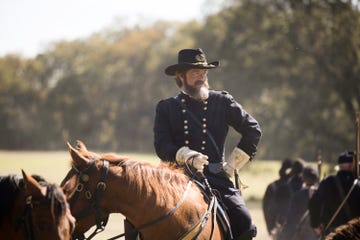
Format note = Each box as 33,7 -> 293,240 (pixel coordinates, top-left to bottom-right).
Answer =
16,195 -> 36,240
16,184 -> 64,240
69,159 -> 109,240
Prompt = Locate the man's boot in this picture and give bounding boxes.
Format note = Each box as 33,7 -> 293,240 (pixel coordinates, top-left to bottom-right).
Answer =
234,225 -> 257,240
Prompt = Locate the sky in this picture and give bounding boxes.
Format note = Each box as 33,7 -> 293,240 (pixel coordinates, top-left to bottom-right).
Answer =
0,0 -> 209,57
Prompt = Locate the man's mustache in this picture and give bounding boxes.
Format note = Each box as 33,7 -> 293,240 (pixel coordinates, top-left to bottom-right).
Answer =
195,80 -> 206,86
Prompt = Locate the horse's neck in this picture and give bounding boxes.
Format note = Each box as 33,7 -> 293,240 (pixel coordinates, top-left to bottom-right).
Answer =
106,166 -> 220,240
0,196 -> 25,239
106,171 -> 157,221
107,166 -> 183,225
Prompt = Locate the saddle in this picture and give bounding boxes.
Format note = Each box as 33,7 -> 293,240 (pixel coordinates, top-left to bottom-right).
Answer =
194,178 -> 233,240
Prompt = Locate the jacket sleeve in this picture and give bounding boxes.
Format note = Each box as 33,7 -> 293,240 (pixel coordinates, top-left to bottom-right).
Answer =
308,180 -> 326,228
224,93 -> 262,158
153,99 -> 178,162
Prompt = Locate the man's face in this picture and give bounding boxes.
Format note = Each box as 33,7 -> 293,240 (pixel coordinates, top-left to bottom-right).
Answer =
184,69 -> 208,87
180,69 -> 209,101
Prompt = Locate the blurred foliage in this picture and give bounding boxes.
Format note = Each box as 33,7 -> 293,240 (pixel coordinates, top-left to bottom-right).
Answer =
0,0 -> 359,163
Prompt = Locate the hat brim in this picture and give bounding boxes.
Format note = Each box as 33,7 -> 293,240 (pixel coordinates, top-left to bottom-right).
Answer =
164,61 -> 219,76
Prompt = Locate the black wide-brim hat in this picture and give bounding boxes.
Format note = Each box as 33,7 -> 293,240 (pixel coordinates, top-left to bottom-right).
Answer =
338,150 -> 354,164
165,48 -> 219,76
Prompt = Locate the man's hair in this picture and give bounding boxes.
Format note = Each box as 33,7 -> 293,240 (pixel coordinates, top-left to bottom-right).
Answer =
174,69 -> 189,88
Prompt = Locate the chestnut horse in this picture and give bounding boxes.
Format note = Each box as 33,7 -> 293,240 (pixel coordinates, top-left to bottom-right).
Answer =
61,141 -> 227,240
0,171 -> 75,240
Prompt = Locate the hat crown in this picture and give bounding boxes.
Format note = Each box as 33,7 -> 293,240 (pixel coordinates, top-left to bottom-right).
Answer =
178,48 -> 207,64
164,48 -> 219,76
303,166 -> 319,185
338,150 -> 354,164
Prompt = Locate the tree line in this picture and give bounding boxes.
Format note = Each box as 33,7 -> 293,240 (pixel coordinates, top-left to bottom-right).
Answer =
1,0 -> 359,162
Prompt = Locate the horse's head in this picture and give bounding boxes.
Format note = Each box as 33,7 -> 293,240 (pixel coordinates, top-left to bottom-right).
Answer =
61,141 -> 111,239
18,170 -> 76,240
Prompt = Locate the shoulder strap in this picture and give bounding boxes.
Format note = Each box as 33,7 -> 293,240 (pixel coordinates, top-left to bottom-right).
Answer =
175,97 -> 223,161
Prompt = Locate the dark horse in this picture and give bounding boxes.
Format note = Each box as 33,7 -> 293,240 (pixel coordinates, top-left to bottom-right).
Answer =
0,170 -> 75,240
325,217 -> 360,240
61,140 -> 227,240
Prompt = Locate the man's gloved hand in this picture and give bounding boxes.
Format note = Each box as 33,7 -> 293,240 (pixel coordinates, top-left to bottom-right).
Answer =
223,147 -> 250,177
176,146 -> 209,172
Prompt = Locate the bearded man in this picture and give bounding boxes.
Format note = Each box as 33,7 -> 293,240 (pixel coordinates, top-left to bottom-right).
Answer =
153,48 -> 262,240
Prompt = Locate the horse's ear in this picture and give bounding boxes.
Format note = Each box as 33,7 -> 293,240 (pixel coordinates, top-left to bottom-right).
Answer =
22,169 -> 46,198
67,141 -> 89,168
76,140 -> 88,152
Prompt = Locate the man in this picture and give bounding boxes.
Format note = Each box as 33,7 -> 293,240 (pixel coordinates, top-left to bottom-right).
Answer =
278,165 -> 319,240
263,158 -> 294,236
265,157 -> 306,239
153,48 -> 262,240
287,158 -> 306,193
309,150 -> 360,237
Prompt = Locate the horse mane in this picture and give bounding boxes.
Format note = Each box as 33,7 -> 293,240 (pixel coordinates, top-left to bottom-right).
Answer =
326,217 -> 360,240
99,153 -> 192,205
0,175 -> 23,224
0,174 -> 68,225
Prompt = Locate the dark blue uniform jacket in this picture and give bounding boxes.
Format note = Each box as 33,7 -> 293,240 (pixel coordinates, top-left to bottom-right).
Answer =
153,90 -> 261,164
309,170 -> 360,234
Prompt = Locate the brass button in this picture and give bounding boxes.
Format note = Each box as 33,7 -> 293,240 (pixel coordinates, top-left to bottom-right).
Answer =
202,118 -> 206,122
202,141 -> 206,144
181,98 -> 186,103
184,131 -> 189,135
184,120 -> 188,124
184,125 -> 188,129
203,124 -> 207,128
182,109 -> 186,113
201,146 -> 205,150
203,129 -> 207,133
203,107 -> 207,111
185,140 -> 189,145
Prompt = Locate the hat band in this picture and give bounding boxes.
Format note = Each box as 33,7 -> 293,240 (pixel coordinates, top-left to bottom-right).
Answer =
181,62 -> 214,66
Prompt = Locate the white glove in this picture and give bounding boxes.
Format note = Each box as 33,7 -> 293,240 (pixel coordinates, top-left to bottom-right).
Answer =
223,147 -> 250,177
176,146 -> 209,172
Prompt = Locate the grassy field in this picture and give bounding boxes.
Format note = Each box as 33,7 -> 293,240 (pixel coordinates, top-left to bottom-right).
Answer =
0,150 -> 308,240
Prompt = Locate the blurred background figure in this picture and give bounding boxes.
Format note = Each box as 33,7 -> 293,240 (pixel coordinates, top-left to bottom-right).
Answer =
278,165 -> 319,240
309,151 -> 360,238
287,158 -> 306,193
263,158 -> 294,237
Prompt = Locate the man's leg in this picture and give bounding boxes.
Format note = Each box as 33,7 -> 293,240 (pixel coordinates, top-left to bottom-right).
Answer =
206,174 -> 257,240
223,189 -> 257,240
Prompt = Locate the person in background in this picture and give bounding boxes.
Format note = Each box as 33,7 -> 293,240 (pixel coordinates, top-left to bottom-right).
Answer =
272,157 -> 307,237
263,158 -> 294,236
278,165 -> 319,240
153,48 -> 262,240
309,150 -> 360,237
287,158 -> 306,193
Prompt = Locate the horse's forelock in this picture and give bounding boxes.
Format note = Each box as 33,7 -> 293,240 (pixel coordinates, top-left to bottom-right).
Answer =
45,183 -> 68,223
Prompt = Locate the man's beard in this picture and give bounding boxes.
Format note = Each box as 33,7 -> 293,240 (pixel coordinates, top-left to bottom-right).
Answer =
184,80 -> 209,101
